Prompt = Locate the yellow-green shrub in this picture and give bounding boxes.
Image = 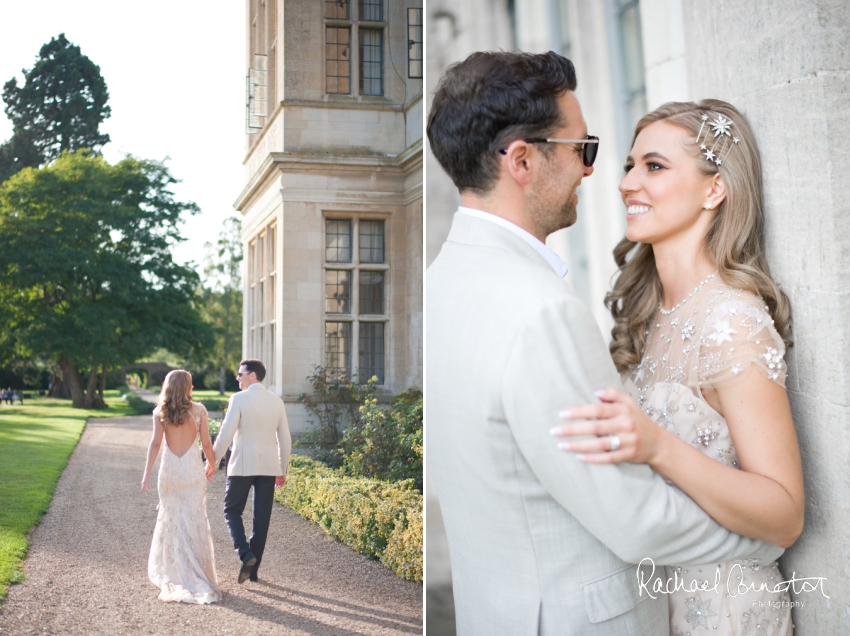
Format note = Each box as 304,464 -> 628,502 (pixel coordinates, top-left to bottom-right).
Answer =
275,455 -> 422,582
381,496 -> 423,582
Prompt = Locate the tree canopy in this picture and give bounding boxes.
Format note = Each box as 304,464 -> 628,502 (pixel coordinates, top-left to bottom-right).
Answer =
0,33 -> 110,182
0,150 -> 212,407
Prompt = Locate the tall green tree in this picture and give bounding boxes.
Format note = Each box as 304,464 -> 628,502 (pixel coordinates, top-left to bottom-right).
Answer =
0,33 -> 110,182
0,150 -> 212,408
197,217 -> 243,395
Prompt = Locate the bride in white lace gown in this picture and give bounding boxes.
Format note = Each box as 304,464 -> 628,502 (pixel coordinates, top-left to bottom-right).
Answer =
141,370 -> 222,604
553,101 -> 803,635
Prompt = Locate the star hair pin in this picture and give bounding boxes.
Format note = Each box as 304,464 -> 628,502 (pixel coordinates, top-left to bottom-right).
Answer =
696,113 -> 739,166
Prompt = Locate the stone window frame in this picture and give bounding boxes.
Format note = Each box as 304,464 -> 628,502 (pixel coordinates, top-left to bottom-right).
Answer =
324,0 -> 386,97
610,0 -> 647,148
246,222 -> 278,387
326,26 -> 352,94
323,212 -> 390,385
617,0 -> 647,127
247,0 -> 277,131
407,7 -> 423,79
359,27 -> 384,96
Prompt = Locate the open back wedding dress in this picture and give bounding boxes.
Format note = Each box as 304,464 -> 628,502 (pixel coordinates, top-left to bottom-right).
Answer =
148,403 -> 222,604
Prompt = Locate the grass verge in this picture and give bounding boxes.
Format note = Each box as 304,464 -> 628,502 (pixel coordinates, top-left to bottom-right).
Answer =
190,389 -> 234,401
126,388 -> 233,412
191,389 -> 233,412
118,388 -> 155,414
0,392 -> 141,603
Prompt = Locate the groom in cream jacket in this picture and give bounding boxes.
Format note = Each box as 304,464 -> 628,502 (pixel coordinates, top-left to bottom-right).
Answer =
211,358 -> 291,583
426,51 -> 784,635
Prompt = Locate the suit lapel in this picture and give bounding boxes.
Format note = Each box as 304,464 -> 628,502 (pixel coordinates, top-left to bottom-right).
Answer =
445,212 -> 563,278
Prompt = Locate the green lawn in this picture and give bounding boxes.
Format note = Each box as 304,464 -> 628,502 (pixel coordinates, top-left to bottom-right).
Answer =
191,389 -> 235,401
0,392 -> 141,603
190,389 -> 234,412
147,387 -> 234,401
127,388 -> 234,413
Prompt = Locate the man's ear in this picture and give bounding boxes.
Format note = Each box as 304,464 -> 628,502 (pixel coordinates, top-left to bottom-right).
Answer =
501,140 -> 535,187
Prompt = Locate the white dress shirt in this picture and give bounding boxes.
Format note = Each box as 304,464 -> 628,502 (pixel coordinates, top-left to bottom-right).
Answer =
457,206 -> 569,278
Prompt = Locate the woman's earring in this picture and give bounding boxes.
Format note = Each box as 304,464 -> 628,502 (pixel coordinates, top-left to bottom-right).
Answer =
703,204 -> 713,210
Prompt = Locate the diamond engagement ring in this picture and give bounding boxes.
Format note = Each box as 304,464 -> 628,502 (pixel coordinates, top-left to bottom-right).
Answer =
608,435 -> 621,452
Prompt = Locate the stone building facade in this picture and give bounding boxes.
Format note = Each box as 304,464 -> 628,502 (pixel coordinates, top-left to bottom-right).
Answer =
426,1 -> 850,633
235,0 -> 424,432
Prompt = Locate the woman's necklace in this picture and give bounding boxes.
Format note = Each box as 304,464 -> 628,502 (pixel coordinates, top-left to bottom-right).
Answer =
658,271 -> 718,315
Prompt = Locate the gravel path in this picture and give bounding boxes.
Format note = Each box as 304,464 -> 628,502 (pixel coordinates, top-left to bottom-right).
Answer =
0,415 -> 422,635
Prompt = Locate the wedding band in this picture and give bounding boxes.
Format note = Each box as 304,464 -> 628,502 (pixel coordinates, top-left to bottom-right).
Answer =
608,435 -> 621,452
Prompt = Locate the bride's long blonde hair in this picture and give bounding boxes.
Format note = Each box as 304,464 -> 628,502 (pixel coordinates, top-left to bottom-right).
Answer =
606,100 -> 793,373
154,370 -> 193,426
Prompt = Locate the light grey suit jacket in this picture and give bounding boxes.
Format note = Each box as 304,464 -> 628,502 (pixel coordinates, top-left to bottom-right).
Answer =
426,213 -> 783,635
212,383 -> 292,477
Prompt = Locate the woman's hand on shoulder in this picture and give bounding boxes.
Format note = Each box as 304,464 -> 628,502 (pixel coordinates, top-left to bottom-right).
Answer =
550,387 -> 666,465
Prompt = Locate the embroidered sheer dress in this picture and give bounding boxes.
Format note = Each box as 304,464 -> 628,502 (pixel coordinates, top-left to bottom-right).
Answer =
621,280 -> 792,636
148,403 -> 222,604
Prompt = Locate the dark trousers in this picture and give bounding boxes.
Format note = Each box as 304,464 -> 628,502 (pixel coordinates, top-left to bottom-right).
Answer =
223,475 -> 276,574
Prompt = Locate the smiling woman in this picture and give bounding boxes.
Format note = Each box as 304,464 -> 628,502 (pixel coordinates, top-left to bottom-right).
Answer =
608,100 -> 792,370
553,99 -> 803,635
622,123 -> 726,262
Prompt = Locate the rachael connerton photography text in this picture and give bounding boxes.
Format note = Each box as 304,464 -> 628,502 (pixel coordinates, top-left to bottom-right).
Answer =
636,558 -> 829,600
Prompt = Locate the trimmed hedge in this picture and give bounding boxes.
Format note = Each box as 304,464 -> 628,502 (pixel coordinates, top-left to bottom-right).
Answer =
275,455 -> 422,583
119,388 -> 155,415
117,387 -> 225,415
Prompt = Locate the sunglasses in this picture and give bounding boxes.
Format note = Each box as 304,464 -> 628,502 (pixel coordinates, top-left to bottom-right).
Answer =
499,135 -> 600,167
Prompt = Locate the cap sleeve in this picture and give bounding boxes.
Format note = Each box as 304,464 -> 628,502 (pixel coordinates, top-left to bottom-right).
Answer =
689,298 -> 787,390
191,402 -> 208,430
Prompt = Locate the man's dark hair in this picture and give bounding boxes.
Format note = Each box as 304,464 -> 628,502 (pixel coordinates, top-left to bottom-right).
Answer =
427,51 -> 578,195
239,359 -> 266,382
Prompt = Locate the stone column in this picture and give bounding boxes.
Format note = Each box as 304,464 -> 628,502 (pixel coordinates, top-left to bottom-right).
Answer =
425,0 -> 514,267
640,0 -> 689,109
682,1 -> 850,632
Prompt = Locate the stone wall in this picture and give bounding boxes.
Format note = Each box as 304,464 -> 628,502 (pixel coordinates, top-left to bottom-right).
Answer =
677,0 -> 850,632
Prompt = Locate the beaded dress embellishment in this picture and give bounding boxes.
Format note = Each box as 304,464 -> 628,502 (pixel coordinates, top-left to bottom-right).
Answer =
622,279 -> 790,635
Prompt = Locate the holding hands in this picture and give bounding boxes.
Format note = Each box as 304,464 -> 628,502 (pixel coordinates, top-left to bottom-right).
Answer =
550,387 -> 665,465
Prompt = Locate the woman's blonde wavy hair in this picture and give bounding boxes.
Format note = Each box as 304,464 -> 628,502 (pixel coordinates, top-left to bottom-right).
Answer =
155,370 -> 193,426
606,99 -> 793,373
